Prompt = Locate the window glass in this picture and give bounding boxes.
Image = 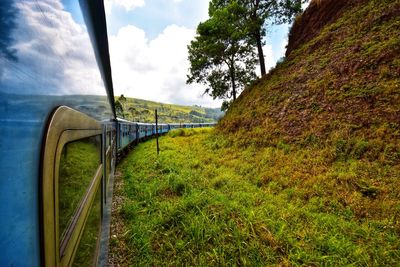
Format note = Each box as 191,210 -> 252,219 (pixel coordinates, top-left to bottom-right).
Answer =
59,135 -> 101,241
72,188 -> 101,266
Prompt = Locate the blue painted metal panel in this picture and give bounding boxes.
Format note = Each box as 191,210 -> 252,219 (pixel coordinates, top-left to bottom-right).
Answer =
0,0 -> 113,265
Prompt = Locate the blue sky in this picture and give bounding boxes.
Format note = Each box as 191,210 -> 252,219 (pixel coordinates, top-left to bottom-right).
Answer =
106,0 -> 209,39
105,0 -> 297,108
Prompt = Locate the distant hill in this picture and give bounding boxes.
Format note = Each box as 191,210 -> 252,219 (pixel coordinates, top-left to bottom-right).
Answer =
114,96 -> 224,123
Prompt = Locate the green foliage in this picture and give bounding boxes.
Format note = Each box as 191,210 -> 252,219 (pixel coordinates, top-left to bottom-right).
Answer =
187,0 -> 304,105
115,100 -> 124,118
210,0 -> 303,76
119,94 -> 127,103
111,129 -> 400,266
221,99 -> 232,111
187,1 -> 257,102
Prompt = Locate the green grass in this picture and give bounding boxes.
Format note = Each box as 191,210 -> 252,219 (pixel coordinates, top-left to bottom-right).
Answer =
111,129 -> 400,266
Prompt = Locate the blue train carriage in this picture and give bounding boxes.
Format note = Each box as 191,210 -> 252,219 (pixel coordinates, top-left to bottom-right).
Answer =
0,0 -> 116,266
161,123 -> 169,134
116,118 -> 138,151
137,122 -> 147,140
146,123 -> 153,137
155,123 -> 169,134
168,123 -> 181,130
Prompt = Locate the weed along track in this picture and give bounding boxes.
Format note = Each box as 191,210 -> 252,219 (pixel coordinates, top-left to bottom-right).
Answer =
109,128 -> 399,266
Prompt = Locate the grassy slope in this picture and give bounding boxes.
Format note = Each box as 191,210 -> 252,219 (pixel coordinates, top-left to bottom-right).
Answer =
110,129 -> 399,265
115,96 -> 223,123
220,0 -> 399,147
216,0 -> 400,236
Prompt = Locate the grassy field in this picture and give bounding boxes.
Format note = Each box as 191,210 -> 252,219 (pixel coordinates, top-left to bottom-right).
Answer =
110,128 -> 399,266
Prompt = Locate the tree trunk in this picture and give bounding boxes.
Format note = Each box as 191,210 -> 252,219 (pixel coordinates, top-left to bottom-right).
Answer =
231,73 -> 237,101
232,81 -> 237,101
256,30 -> 266,76
227,55 -> 237,101
251,0 -> 266,76
230,65 -> 237,101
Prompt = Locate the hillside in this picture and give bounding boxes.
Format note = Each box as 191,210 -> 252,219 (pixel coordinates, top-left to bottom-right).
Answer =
220,0 -> 399,144
115,96 -> 223,123
216,0 -> 400,242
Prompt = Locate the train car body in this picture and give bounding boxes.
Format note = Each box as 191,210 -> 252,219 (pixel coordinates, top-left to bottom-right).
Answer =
0,0 -> 116,266
159,123 -> 169,134
137,122 -> 147,139
169,123 -> 182,130
116,118 -> 138,151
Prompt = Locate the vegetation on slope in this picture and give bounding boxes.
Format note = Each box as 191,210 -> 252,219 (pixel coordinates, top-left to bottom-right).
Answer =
114,95 -> 223,123
220,0 -> 399,144
219,0 -> 399,202
110,129 -> 399,265
212,0 -> 400,262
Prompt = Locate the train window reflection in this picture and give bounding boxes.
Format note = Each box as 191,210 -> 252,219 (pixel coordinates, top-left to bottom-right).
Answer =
72,187 -> 101,266
59,135 -> 101,242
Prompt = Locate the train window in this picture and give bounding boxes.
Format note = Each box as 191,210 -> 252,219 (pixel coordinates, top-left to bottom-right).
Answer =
58,135 -> 101,241
41,106 -> 103,267
72,187 -> 101,266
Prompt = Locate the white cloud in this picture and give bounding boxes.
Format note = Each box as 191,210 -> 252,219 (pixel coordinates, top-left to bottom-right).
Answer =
279,38 -> 288,57
109,24 -> 221,107
104,0 -> 113,15
2,0 -> 103,95
104,0 -> 145,14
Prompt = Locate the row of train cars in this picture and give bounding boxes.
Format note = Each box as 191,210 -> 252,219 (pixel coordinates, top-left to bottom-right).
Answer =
117,119 -> 216,153
0,0 -> 216,266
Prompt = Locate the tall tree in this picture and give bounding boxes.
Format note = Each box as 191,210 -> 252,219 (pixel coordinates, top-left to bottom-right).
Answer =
115,100 -> 124,118
128,107 -> 138,121
210,0 -> 303,76
187,1 -> 257,106
119,94 -> 127,107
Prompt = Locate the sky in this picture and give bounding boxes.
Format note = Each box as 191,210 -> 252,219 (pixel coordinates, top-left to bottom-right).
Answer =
0,1 -> 105,96
105,0 -> 296,108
